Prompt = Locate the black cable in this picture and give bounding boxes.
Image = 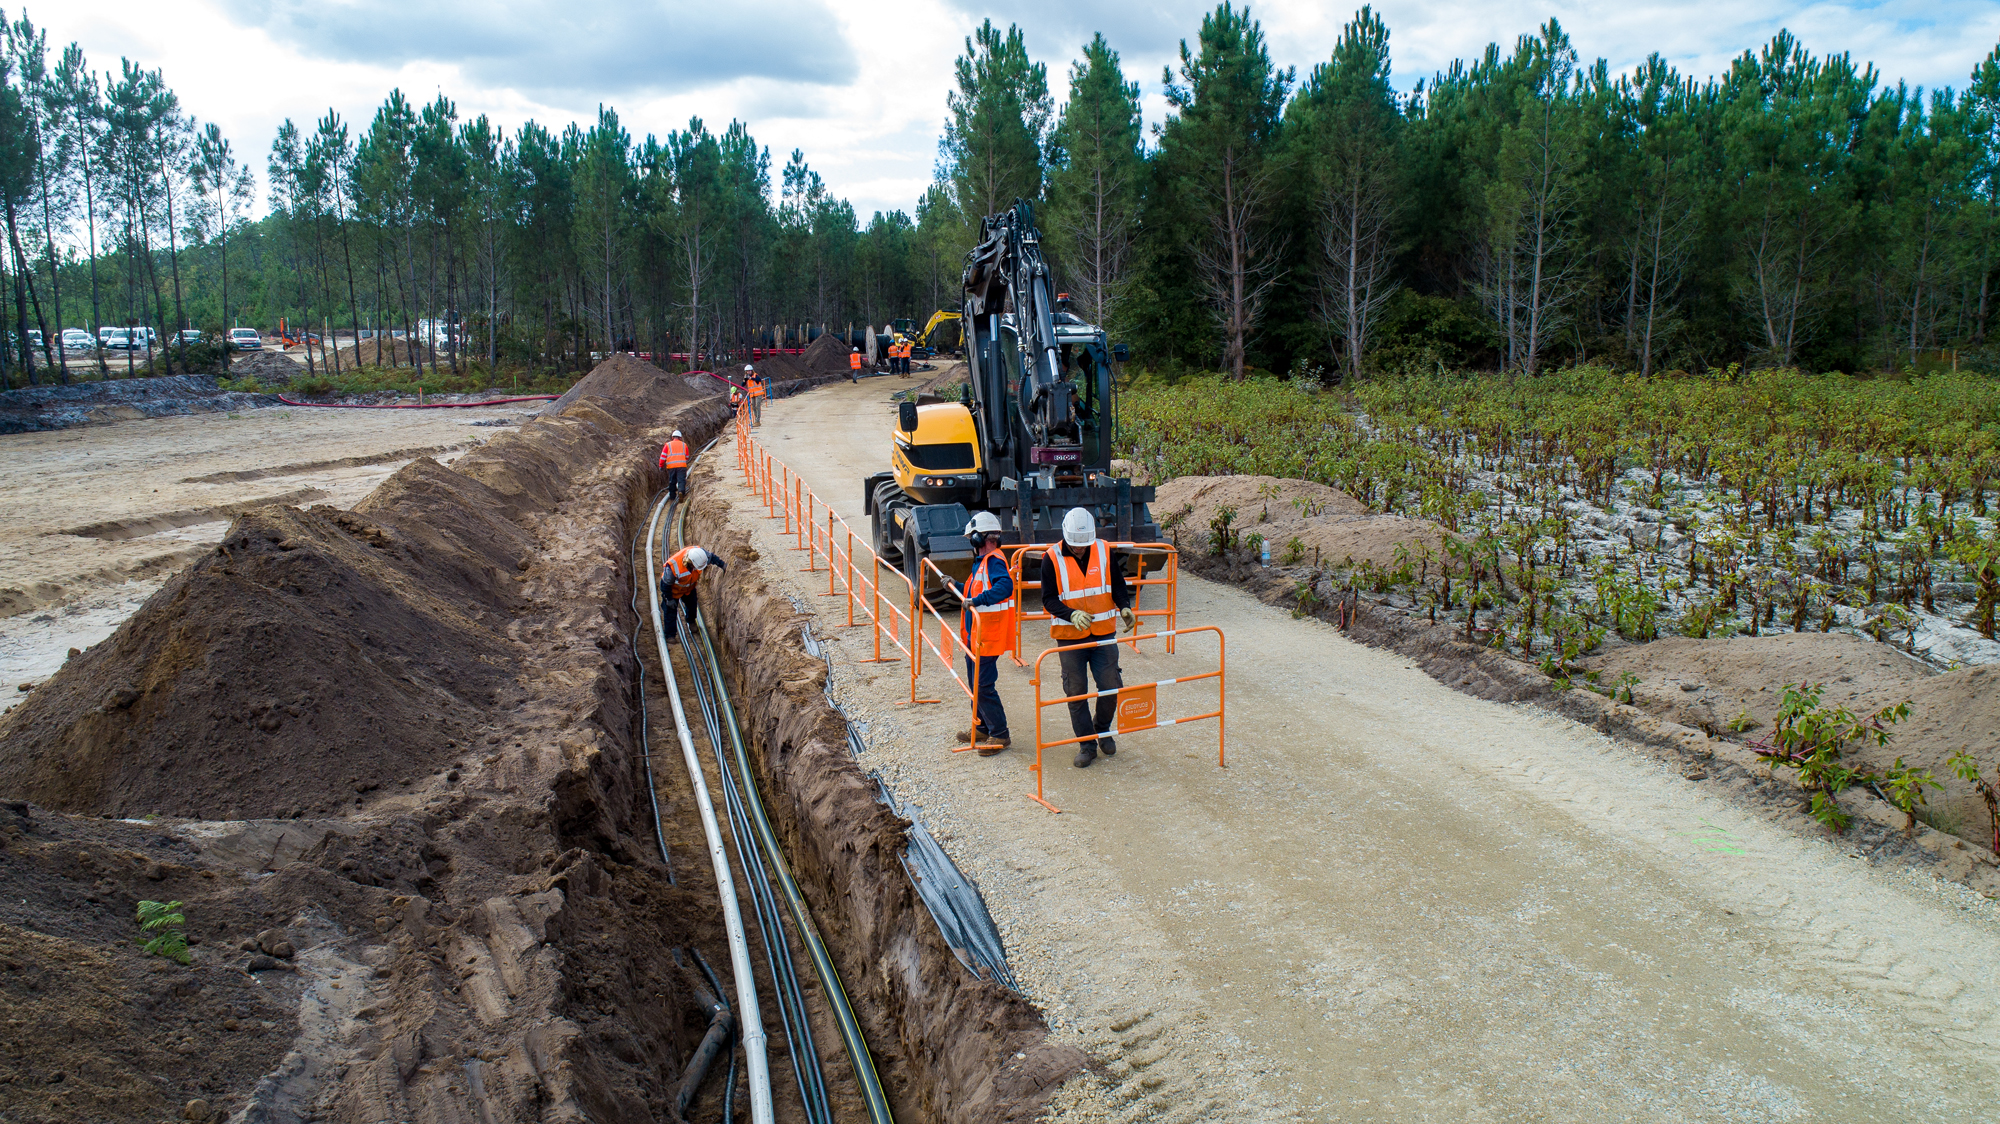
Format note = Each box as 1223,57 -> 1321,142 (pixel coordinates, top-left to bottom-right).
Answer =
671,500 -> 831,1124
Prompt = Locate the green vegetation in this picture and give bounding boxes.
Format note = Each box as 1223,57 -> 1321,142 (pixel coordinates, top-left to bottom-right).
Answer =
1120,367 -> 2000,664
135,899 -> 190,965
1948,749 -> 2000,853
8,10 -> 1998,392
1754,684 -> 1915,832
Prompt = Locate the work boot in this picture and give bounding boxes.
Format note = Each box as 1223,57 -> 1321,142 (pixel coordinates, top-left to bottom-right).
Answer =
1097,735 -> 1116,758
976,735 -> 1011,757
1073,743 -> 1097,769
955,728 -> 988,744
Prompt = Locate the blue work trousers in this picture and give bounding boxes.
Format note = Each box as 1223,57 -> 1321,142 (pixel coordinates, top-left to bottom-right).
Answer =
963,654 -> 1008,738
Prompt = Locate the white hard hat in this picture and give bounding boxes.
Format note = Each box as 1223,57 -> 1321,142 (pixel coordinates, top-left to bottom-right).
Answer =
1061,507 -> 1097,548
672,429 -> 682,438
964,510 -> 1002,537
744,364 -> 754,372
686,547 -> 710,569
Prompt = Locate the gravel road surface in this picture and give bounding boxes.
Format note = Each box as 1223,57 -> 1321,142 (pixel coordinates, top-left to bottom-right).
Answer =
707,380 -> 2000,1123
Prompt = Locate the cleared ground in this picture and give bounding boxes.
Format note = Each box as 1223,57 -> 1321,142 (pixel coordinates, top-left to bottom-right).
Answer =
0,403 -> 529,690
719,379 -> 2000,1123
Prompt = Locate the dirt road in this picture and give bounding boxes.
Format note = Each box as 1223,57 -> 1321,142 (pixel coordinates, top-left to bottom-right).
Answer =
0,403 -> 530,690
713,379 -> 2000,1122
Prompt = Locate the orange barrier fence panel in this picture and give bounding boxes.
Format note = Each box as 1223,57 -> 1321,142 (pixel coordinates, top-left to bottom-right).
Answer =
1027,626 -> 1225,814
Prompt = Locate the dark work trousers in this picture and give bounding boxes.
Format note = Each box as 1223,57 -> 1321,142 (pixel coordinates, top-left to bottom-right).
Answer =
1057,641 -> 1122,748
658,587 -> 699,641
964,654 -> 1008,737
664,466 -> 688,501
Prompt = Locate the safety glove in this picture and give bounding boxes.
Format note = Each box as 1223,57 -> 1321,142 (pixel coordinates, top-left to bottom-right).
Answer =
1070,610 -> 1091,632
1118,607 -> 1137,633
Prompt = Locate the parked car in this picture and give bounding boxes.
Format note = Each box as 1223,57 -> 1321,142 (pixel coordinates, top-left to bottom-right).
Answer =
102,329 -> 133,350
130,327 -> 159,350
228,328 -> 262,351
61,328 -> 94,352
178,329 -> 202,344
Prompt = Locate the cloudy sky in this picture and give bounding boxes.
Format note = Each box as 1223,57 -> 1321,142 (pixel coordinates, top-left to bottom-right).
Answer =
47,0 -> 2000,219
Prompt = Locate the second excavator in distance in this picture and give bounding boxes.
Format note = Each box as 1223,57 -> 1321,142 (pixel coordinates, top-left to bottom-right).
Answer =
863,201 -> 1164,596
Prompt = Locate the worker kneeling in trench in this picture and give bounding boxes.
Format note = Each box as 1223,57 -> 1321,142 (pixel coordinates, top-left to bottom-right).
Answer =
1040,507 -> 1137,768
659,544 -> 727,642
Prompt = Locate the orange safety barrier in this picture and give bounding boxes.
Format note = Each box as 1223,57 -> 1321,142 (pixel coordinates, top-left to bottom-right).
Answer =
727,412 -> 1188,739
1027,626 -> 1225,814
732,411 -> 921,685
1006,543 -> 1178,664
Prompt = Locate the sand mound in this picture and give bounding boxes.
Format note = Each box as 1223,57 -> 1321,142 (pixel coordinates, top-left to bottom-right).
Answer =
0,467 -> 526,819
751,352 -> 811,384
1584,634 -> 2000,845
231,350 -> 302,385
539,353 -> 706,422
803,331 -> 854,374
335,338 -> 435,368
1152,474 -> 1446,567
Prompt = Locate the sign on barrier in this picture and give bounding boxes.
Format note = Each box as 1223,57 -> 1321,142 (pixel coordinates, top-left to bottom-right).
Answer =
1027,626 -> 1225,813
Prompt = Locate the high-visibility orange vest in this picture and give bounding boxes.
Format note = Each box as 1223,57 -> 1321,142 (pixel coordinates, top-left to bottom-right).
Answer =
659,437 -> 689,469
748,375 -> 767,398
1047,540 -> 1117,640
960,553 -> 1016,658
729,388 -> 744,410
662,546 -> 704,599
848,351 -> 863,371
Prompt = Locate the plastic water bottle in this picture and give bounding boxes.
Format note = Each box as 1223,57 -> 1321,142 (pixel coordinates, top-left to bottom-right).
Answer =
1260,542 -> 1270,566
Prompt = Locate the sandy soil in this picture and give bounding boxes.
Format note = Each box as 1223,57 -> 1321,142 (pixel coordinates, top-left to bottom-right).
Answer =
721,379 -> 2000,1122
1152,474 -> 1449,569
0,403 -> 534,690
1581,633 -> 2000,847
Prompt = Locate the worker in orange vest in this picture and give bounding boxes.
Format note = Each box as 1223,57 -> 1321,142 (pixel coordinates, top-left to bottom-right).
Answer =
847,347 -> 863,383
745,365 -> 767,426
657,544 -> 727,642
892,337 -> 910,377
1039,507 -> 1136,768
943,511 -> 1014,754
658,428 -> 690,501
729,384 -> 745,415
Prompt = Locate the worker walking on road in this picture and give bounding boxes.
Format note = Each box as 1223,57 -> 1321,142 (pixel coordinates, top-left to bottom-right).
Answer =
745,365 -> 767,426
658,429 -> 690,501
848,347 -> 863,383
944,512 -> 1014,755
1039,507 -> 1136,768
658,545 -> 727,643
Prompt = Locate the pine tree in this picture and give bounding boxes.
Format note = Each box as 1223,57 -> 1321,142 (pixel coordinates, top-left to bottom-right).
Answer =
942,21 -> 1051,224
1159,2 -> 1295,380
1047,33 -> 1143,333
1289,6 -> 1402,378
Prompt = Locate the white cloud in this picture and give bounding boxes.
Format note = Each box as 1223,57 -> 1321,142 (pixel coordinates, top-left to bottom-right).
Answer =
37,0 -> 2000,225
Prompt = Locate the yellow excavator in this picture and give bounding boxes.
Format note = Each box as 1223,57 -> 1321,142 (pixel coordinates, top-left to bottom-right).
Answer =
863,202 -> 1159,594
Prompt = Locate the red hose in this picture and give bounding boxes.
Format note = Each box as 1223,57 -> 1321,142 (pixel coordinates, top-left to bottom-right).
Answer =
275,393 -> 560,409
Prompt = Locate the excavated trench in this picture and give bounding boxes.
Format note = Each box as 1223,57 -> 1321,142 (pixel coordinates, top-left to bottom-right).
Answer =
0,356 -> 1068,1123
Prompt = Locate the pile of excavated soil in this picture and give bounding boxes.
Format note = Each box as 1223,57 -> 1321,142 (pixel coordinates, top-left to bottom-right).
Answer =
1152,474 -> 1447,568
230,351 -> 302,386
538,353 -> 706,422
751,353 -> 811,384
0,477 -> 522,819
334,339 -> 434,368
802,332 -> 854,375
0,376 -> 278,435
1582,634 -> 2000,846
0,357 -> 745,1121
